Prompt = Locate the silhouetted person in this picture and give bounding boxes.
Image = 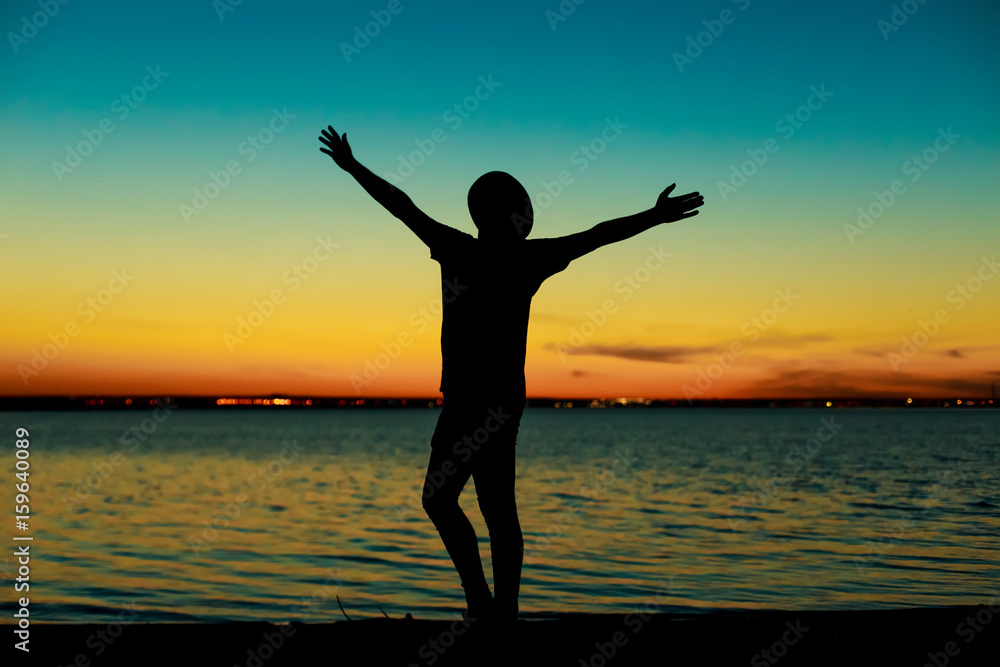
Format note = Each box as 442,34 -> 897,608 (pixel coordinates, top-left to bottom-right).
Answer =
319,126 -> 703,627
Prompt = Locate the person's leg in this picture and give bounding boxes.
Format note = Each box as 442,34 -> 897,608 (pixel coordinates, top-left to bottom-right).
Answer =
422,409 -> 492,615
472,403 -> 525,622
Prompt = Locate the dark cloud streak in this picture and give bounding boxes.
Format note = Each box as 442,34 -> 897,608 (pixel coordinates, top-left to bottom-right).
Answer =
549,343 -> 717,364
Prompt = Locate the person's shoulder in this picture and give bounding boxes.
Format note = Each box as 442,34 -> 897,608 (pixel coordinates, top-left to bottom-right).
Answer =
429,225 -> 475,262
446,226 -> 476,242
524,237 -> 571,262
520,237 -> 573,279
438,226 -> 475,247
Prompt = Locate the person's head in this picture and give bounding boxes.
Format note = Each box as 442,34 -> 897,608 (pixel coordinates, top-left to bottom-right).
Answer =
468,171 -> 533,242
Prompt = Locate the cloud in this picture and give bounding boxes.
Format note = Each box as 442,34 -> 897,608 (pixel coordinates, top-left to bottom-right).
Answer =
747,367 -> 999,398
238,365 -> 323,380
546,332 -> 832,365
548,343 -> 717,364
940,346 -> 998,358
857,344 -> 997,360
752,332 -> 832,348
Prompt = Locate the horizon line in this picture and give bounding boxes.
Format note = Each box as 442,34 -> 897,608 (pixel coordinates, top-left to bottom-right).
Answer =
0,395 -> 995,409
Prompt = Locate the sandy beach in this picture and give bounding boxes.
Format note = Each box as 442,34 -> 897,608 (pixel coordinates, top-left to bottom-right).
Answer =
16,605 -> 998,666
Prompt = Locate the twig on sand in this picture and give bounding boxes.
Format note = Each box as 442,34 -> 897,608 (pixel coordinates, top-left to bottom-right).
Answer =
378,606 -> 390,619
336,595 -> 352,621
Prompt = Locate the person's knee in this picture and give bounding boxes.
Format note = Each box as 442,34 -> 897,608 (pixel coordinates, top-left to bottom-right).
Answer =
422,484 -> 458,518
421,485 -> 438,515
488,518 -> 523,550
480,497 -> 519,529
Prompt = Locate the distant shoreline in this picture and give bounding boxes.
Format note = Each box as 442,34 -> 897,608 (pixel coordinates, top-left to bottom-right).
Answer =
0,395 -> 995,411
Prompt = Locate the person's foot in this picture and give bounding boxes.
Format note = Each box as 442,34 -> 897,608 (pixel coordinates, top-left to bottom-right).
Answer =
465,603 -> 517,637
462,581 -> 494,619
462,596 -> 494,624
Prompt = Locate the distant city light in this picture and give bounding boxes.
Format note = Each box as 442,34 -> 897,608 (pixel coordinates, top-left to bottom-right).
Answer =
216,397 -> 295,406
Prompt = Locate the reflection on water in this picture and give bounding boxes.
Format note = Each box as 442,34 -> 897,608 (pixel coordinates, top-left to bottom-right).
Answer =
10,408 -> 999,622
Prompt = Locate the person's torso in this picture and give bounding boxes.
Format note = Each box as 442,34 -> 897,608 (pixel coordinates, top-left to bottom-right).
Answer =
437,241 -> 544,398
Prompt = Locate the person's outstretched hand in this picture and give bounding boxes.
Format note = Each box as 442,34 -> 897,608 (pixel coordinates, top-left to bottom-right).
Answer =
653,184 -> 704,223
319,126 -> 356,171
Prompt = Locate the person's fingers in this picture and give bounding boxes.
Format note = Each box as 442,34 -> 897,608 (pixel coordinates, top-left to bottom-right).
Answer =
663,191 -> 701,206
320,147 -> 334,156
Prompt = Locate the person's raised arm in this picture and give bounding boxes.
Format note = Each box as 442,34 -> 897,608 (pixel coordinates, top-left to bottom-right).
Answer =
546,184 -> 704,263
319,125 -> 450,247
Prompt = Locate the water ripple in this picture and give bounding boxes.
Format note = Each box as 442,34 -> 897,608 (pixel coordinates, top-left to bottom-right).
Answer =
13,407 -> 999,622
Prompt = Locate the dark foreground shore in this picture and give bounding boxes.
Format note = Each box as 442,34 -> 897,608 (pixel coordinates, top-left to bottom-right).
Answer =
17,606 -> 999,666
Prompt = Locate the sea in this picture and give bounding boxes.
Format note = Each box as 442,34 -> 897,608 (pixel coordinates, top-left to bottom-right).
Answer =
5,407 -> 998,623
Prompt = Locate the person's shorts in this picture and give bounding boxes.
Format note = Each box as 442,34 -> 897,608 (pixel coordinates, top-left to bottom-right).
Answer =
429,397 -> 525,456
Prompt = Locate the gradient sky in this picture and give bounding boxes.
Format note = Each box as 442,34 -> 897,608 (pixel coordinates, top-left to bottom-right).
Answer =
2,0 -> 998,398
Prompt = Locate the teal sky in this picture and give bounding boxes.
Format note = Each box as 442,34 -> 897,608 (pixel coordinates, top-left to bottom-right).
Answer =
4,0 -> 998,224
2,0 -> 999,398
